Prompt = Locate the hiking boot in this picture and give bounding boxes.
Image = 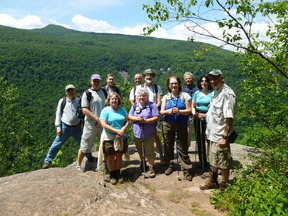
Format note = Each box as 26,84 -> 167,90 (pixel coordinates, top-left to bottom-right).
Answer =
165,163 -> 174,175
42,162 -> 50,169
199,171 -> 218,190
116,170 -> 124,184
183,170 -> 193,181
110,170 -> 117,185
137,162 -> 148,174
218,181 -> 228,190
199,179 -> 219,190
148,165 -> 156,178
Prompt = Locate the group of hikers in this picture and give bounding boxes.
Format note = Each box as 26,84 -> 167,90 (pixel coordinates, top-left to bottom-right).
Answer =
42,68 -> 236,190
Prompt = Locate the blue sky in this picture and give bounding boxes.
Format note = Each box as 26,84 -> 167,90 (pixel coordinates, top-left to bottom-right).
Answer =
0,0 -> 271,50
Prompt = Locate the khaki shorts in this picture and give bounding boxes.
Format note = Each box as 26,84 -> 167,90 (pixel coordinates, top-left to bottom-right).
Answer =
134,136 -> 156,160
208,140 -> 232,169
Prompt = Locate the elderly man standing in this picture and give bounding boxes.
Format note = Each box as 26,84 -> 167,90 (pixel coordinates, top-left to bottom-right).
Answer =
129,73 -> 143,105
182,72 -> 198,147
42,84 -> 82,169
200,69 -> 236,190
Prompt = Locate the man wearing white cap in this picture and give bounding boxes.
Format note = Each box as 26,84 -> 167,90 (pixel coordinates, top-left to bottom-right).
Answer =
200,69 -> 236,190
136,69 -> 164,163
76,74 -> 107,171
42,84 -> 82,169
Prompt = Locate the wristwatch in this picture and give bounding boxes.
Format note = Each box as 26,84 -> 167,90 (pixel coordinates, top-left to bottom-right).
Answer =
222,135 -> 228,139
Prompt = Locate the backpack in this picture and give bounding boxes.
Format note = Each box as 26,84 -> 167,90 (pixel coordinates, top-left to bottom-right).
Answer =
76,90 -> 92,119
76,89 -> 108,119
140,84 -> 158,95
60,89 -> 107,120
132,101 -> 154,114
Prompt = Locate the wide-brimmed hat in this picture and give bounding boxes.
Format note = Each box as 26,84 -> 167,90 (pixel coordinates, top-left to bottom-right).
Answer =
208,69 -> 223,76
143,69 -> 156,77
90,74 -> 101,80
65,84 -> 75,90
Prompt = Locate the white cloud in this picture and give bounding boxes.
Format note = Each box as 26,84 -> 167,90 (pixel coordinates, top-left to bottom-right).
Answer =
0,14 -> 46,29
71,14 -> 118,33
0,14 -> 18,26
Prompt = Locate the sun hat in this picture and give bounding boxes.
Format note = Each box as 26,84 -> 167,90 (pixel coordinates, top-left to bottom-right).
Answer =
143,69 -> 156,77
65,84 -> 75,90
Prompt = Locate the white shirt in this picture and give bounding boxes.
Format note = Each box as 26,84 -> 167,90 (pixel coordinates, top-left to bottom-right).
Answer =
206,84 -> 236,142
135,83 -> 163,104
55,97 -> 81,129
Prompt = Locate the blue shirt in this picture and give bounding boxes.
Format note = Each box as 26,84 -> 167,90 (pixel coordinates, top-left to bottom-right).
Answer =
100,106 -> 127,136
192,90 -> 214,113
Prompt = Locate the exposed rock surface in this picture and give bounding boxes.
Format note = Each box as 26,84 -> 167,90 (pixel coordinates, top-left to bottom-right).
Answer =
0,142 -> 257,216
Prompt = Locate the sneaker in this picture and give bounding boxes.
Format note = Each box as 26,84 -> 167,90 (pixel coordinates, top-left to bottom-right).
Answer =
76,165 -> 82,171
137,162 -> 149,173
149,166 -> 156,178
42,162 -> 50,169
199,179 -> 219,190
165,164 -> 174,175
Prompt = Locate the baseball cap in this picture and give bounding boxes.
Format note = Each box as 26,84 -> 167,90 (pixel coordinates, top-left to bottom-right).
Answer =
91,74 -> 101,80
65,84 -> 75,90
143,69 -> 156,77
208,69 -> 223,76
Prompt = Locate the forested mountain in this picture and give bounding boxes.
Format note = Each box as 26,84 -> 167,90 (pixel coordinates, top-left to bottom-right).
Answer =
0,24 -> 242,175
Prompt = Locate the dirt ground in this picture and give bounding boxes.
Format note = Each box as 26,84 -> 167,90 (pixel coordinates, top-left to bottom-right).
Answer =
0,142 -> 254,216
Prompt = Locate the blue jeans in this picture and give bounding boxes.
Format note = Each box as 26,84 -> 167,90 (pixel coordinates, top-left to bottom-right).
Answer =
44,123 -> 82,164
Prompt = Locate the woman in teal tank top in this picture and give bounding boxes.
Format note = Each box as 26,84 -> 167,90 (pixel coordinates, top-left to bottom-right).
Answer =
192,75 -> 214,169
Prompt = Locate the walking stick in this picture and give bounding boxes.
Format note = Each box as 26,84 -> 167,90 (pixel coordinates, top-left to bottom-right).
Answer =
195,114 -> 200,167
199,119 -> 205,170
140,123 -> 148,178
174,114 -> 181,181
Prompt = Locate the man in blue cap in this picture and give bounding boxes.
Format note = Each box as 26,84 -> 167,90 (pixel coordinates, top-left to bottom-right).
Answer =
200,69 -> 236,190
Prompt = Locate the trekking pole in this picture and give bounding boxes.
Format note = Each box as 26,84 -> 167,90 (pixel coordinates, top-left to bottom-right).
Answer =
195,114 -> 199,167
199,119 -> 205,170
140,123 -> 148,178
174,113 -> 181,181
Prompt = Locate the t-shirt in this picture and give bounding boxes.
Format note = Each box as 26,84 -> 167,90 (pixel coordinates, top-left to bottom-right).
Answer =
100,106 -> 128,136
135,83 -> 163,104
129,101 -> 159,138
81,89 -> 106,122
192,89 -> 214,113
